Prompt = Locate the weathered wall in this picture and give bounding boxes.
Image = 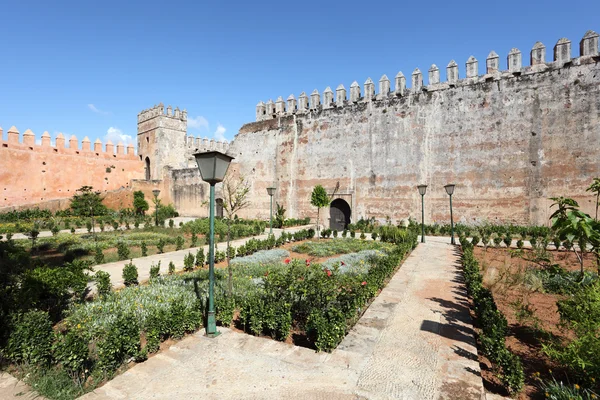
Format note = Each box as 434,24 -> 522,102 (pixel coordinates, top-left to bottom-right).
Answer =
0,128 -> 144,211
230,38 -> 600,226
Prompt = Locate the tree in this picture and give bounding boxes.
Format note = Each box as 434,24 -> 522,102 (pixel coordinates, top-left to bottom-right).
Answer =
133,191 -> 149,216
70,186 -> 107,217
550,196 -> 600,275
310,185 -> 330,240
587,177 -> 600,221
222,175 -> 250,294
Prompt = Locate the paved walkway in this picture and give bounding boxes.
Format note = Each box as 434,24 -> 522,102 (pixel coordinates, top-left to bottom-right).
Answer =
0,372 -> 46,400
80,237 -> 484,400
93,225 -> 314,289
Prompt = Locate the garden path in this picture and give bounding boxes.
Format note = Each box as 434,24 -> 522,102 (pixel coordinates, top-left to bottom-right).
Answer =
79,236 -> 486,400
0,372 -> 46,400
92,225 -> 315,289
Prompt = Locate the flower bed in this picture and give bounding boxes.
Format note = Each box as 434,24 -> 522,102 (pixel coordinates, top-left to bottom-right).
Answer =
291,238 -> 391,257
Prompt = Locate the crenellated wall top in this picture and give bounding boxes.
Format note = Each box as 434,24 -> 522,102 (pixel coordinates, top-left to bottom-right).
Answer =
255,30 -> 599,121
138,102 -> 188,124
0,126 -> 138,159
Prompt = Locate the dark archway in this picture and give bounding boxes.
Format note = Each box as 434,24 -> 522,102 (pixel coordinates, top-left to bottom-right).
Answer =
145,157 -> 151,181
216,198 -> 224,218
329,198 -> 351,231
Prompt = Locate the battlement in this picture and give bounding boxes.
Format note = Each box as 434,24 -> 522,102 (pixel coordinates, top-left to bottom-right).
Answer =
138,103 -> 188,124
185,135 -> 230,153
0,126 -> 137,160
255,30 -> 599,121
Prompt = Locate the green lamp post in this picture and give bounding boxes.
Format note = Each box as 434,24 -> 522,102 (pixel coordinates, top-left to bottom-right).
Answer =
152,189 -> 161,227
267,186 -> 276,235
417,184 -> 427,243
444,184 -> 456,245
193,150 -> 234,338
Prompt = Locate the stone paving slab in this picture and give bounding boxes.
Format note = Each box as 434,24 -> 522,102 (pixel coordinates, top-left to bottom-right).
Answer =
80,238 -> 485,400
0,372 -> 46,400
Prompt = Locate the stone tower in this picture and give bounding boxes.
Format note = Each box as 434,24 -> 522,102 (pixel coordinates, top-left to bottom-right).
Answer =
137,103 -> 187,180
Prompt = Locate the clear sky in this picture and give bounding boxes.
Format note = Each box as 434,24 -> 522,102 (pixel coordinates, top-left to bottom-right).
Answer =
0,0 -> 598,147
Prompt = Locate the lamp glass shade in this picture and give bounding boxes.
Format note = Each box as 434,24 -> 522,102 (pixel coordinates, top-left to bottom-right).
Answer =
417,184 -> 428,196
152,189 -> 161,197
266,187 -> 276,196
193,151 -> 235,184
444,184 -> 456,196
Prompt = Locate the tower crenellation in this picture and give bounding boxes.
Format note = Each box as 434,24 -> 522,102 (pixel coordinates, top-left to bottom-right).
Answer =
253,30 -> 600,121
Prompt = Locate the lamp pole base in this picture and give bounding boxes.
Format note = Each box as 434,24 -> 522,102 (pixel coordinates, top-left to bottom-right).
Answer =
205,311 -> 220,338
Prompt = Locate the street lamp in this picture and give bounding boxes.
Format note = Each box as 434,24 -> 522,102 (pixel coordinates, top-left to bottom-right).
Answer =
152,189 -> 161,227
444,184 -> 456,245
267,186 -> 276,235
417,184 -> 427,243
193,150 -> 234,338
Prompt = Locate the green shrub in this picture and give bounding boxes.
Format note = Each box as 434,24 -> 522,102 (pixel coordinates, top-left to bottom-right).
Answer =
191,233 -> 198,248
141,241 -> 148,257
169,219 -> 175,229
157,238 -> 165,253
341,229 -> 347,238
168,261 -> 175,275
371,232 -> 378,241
51,225 -> 60,236
175,235 -> 184,250
122,261 -> 138,286
117,241 -> 130,260
333,230 -> 338,238
306,307 -> 347,352
227,245 -> 236,260
195,248 -> 205,267
350,230 -> 356,238
94,246 -> 105,264
6,310 -> 53,365
516,239 -> 524,249
493,236 -> 502,247
95,271 -> 112,297
360,232 -> 366,240
150,261 -> 161,279
184,252 -> 195,272
52,329 -> 89,377
96,311 -> 140,373
216,294 -> 235,327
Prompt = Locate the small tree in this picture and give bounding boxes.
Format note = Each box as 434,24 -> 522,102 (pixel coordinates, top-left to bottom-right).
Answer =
133,191 -> 149,216
587,177 -> 600,221
310,185 -> 330,240
550,196 -> 600,275
70,186 -> 107,217
222,175 -> 250,295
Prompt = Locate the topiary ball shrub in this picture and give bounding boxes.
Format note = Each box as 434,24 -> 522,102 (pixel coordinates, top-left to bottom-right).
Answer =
371,232 -> 378,241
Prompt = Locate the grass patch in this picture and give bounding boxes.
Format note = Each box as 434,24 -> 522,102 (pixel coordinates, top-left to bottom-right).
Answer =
291,238 -> 392,257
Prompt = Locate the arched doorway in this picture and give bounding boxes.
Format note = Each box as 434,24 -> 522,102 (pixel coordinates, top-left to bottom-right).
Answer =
330,198 -> 351,231
145,157 -> 151,181
216,198 -> 224,218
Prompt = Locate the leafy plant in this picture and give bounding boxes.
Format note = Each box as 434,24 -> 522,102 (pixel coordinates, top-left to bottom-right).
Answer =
5,310 -> 53,365
157,238 -> 165,253
122,261 -> 139,286
141,241 -> 148,257
94,246 -> 105,264
168,261 -> 175,275
195,248 -> 205,267
310,185 -> 330,240
175,235 -> 184,251
70,186 -> 107,217
184,252 -> 195,272
133,191 -> 149,215
117,240 -> 130,260
191,232 -> 198,248
95,270 -> 112,297
150,261 -> 161,279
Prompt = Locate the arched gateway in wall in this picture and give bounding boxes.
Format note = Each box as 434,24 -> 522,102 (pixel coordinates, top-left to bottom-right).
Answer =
329,198 -> 351,231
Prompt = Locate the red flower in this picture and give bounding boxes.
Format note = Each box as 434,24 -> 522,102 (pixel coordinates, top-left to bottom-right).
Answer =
325,269 -> 332,277
284,258 -> 291,264
264,272 -> 269,277
305,259 -> 310,266
361,281 -> 367,286
340,261 -> 345,266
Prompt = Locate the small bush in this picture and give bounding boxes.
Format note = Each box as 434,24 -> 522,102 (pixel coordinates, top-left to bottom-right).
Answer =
342,229 -> 347,238
176,235 -> 184,251
94,246 -> 105,264
141,241 -> 148,257
371,232 -> 378,241
191,233 -> 198,248
157,238 -> 165,253
168,261 -> 175,275
333,230 -> 338,238
122,261 -> 138,286
360,232 -> 366,240
6,310 -> 53,365
150,261 -> 161,279
117,241 -> 130,260
516,239 -> 524,249
95,270 -> 112,297
195,248 -> 205,267
350,230 -> 356,238
184,252 -> 195,272
169,219 -> 175,229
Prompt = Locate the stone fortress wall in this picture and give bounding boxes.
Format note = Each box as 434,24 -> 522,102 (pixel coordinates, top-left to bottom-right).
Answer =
228,30 -> 600,226
0,127 -> 144,212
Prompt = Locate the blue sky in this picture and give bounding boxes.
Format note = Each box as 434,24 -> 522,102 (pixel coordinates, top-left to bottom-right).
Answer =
0,0 -> 598,147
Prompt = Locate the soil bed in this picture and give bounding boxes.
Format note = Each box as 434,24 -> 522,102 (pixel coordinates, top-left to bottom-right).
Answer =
473,246 -> 597,399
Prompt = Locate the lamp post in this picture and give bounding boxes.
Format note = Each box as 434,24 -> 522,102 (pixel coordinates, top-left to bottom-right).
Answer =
152,189 -> 160,227
417,184 -> 427,243
193,150 -> 234,338
444,184 -> 456,245
266,186 -> 276,235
